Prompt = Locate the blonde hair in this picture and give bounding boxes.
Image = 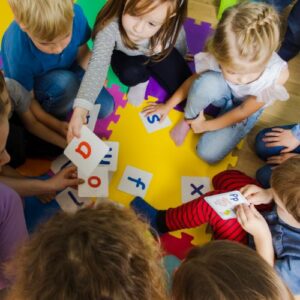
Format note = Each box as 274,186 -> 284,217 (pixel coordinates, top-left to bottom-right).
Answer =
207,2 -> 281,71
172,240 -> 294,300
92,0 -> 187,61
8,0 -> 74,41
7,203 -> 167,300
271,155 -> 300,222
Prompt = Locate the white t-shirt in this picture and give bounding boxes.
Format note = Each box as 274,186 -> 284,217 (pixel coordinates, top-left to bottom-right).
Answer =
194,52 -> 289,106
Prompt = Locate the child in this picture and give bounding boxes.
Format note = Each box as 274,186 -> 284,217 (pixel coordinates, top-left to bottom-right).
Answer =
2,0 -> 114,161
6,203 -> 167,300
0,74 -> 84,202
255,124 -> 300,187
68,0 -> 192,141
143,2 -> 289,164
0,93 -> 28,291
131,157 -> 300,294
172,240 -> 294,300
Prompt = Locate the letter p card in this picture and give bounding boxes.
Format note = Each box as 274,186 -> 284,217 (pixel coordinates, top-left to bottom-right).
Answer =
64,126 -> 109,177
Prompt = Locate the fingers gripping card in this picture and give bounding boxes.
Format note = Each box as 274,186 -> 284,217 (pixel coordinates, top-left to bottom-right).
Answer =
78,166 -> 109,197
204,191 -> 248,220
118,166 -> 152,197
139,112 -> 171,133
64,126 -> 109,177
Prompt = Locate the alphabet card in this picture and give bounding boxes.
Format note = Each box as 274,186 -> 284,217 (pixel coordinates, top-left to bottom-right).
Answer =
204,191 -> 248,220
87,104 -> 101,131
78,166 -> 109,197
118,166 -> 153,197
181,176 -> 210,203
51,154 -> 73,174
139,112 -> 171,133
64,125 -> 109,177
99,141 -> 119,171
56,187 -> 92,213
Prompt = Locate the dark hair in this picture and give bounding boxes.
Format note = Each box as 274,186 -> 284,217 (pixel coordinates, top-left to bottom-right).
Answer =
92,0 -> 187,61
7,203 -> 167,300
172,240 -> 294,300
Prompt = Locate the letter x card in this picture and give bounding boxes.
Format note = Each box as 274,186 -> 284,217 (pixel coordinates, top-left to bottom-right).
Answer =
64,126 -> 109,177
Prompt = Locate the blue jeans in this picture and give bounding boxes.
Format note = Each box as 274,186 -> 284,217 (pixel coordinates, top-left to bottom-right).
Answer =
255,124 -> 300,187
34,66 -> 115,120
185,71 -> 264,164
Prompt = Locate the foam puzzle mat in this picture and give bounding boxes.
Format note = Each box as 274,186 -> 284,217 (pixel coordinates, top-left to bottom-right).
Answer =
0,1 -> 241,258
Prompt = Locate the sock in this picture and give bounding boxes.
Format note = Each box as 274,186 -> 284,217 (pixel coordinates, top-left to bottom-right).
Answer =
170,119 -> 190,146
130,196 -> 168,234
127,80 -> 149,106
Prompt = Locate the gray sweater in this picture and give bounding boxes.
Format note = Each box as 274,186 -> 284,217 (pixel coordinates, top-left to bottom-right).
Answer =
74,20 -> 187,111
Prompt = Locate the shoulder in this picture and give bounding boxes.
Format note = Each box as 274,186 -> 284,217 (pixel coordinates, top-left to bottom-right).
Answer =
0,182 -> 21,202
94,19 -> 119,42
73,4 -> 87,22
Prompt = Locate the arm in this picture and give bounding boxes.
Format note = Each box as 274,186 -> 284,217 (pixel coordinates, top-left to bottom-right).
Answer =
142,73 -> 199,121
30,99 -> 68,137
76,44 -> 92,70
0,166 -> 83,197
189,96 -> 264,133
236,204 -> 274,266
19,108 -> 67,149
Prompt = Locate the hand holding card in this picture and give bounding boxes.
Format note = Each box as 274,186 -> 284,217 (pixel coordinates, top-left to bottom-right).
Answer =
204,191 -> 249,220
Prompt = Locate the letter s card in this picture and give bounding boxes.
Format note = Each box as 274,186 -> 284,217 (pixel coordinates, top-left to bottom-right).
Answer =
64,126 -> 109,177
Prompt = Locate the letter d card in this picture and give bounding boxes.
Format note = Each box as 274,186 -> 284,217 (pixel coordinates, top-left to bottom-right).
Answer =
64,126 -> 109,177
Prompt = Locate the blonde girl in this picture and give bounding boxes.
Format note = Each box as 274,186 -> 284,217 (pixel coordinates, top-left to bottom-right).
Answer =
68,0 -> 191,141
144,2 -> 289,164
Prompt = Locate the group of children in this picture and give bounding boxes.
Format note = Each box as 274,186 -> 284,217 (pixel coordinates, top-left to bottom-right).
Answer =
0,0 -> 299,298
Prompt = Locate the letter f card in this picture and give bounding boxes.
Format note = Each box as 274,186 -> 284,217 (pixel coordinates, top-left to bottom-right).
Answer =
64,126 -> 109,177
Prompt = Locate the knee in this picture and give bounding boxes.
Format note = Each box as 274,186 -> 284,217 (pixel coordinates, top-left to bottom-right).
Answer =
118,65 -> 149,86
256,165 -> 272,188
255,128 -> 271,160
96,88 -> 115,119
196,144 -> 225,164
35,70 -> 80,101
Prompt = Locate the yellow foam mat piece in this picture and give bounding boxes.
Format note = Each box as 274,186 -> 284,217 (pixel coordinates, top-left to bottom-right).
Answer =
107,95 -> 238,245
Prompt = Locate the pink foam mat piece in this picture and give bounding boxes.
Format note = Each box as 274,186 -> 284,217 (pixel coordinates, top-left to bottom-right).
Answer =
94,84 -> 127,139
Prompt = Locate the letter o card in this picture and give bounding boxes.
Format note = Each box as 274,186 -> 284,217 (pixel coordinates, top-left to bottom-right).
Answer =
64,126 -> 109,177
78,166 -> 109,197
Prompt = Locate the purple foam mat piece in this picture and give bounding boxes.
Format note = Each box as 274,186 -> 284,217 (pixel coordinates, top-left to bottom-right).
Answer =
145,18 -> 213,108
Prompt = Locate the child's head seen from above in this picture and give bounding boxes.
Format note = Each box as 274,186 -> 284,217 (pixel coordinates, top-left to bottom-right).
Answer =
0,73 -> 11,170
207,2 -> 281,85
93,0 -> 187,60
8,0 -> 74,54
271,155 -> 300,222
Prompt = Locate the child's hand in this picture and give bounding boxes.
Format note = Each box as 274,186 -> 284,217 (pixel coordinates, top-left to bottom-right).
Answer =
236,204 -> 270,238
67,107 -> 88,143
187,112 -> 208,134
47,166 -> 85,192
142,103 -> 171,122
185,53 -> 194,62
38,192 -> 56,203
266,152 -> 298,165
263,128 -> 300,152
240,184 -> 273,205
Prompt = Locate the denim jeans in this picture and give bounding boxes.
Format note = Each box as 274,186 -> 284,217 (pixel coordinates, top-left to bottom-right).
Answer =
34,66 -> 115,120
185,71 -> 264,164
255,124 -> 300,187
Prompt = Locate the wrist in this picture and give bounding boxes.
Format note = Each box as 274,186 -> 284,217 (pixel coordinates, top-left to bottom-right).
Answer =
74,107 -> 88,118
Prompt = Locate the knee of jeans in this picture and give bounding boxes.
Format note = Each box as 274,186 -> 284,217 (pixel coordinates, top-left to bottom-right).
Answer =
118,65 -> 149,86
35,70 -> 80,103
97,89 -> 115,119
196,143 -> 225,164
256,165 -> 272,188
255,128 -> 271,160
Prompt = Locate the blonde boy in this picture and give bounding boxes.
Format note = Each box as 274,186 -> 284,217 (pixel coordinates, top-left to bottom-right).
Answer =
1,0 -> 114,164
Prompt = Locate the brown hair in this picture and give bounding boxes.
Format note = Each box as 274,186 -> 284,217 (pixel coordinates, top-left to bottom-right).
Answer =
8,0 -> 74,41
0,72 -> 11,121
207,2 -> 280,71
271,155 -> 300,222
172,240 -> 294,300
7,202 -> 167,300
92,0 -> 187,61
